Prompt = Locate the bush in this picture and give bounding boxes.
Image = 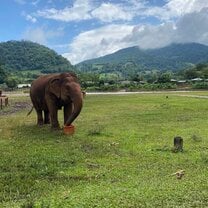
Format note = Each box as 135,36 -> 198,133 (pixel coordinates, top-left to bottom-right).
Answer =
192,82 -> 208,89
5,77 -> 18,89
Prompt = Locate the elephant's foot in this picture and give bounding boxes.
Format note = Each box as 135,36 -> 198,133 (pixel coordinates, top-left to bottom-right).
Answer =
37,121 -> 44,126
51,123 -> 60,130
44,120 -> 50,124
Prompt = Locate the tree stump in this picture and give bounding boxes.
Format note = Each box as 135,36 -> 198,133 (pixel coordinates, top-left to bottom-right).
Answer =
173,136 -> 183,152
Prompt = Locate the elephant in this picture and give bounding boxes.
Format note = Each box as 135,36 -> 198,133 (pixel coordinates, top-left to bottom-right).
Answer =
29,72 -> 83,129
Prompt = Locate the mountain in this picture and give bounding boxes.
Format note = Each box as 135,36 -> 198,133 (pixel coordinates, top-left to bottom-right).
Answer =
77,43 -> 208,73
0,40 -> 73,72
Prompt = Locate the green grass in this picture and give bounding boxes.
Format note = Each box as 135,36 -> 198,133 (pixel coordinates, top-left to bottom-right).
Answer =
1,93 -> 208,207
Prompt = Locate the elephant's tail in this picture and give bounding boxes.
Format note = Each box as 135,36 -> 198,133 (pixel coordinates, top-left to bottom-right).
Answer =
27,106 -> 34,116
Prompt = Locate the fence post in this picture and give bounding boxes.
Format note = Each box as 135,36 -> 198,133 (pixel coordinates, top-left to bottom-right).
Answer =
5,97 -> 8,106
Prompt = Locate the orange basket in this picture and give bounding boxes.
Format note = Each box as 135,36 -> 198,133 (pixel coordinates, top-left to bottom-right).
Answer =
63,125 -> 75,135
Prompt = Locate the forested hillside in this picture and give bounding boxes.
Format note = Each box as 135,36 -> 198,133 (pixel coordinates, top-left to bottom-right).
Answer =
77,43 -> 208,73
1,41 -> 208,91
0,40 -> 73,72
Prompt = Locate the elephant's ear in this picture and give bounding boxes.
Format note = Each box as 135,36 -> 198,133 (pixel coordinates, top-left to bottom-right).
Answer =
48,77 -> 61,98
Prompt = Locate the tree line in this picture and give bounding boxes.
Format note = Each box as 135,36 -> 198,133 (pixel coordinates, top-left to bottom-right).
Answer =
1,61 -> 208,90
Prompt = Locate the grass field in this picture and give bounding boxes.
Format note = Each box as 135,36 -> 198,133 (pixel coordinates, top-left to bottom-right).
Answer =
1,92 -> 208,207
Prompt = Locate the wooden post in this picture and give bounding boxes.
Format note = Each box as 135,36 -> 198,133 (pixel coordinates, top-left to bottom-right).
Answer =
5,97 -> 8,106
173,136 -> 183,152
0,96 -> 9,109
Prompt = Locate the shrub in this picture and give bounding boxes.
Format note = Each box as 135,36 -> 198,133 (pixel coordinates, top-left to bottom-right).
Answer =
192,82 -> 208,89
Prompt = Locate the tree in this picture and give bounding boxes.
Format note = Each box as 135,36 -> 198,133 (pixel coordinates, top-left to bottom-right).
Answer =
196,63 -> 207,71
5,77 -> 17,89
184,68 -> 199,79
157,72 -> 172,83
130,72 -> 144,82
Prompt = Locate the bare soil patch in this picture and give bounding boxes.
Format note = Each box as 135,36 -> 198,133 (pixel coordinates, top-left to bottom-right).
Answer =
0,101 -> 31,116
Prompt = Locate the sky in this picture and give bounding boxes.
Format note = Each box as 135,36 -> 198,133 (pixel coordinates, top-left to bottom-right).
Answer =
0,0 -> 208,64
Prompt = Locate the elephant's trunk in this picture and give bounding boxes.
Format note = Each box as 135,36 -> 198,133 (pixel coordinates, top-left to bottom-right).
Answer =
65,95 -> 83,126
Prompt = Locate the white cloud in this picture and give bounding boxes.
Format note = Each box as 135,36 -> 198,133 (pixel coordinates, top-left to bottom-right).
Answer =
37,0 -> 93,22
25,14 -> 37,23
122,23 -> 176,49
175,7 -> 208,45
166,0 -> 207,16
91,3 -> 133,22
34,0 -> 208,23
36,0 -> 146,22
63,7 -> 208,64
22,27 -> 64,45
145,0 -> 208,20
31,0 -> 40,6
130,7 -> 208,47
63,24 -> 134,64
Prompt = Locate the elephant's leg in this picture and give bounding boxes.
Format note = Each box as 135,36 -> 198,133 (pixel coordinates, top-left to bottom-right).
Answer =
48,107 -> 60,129
64,103 -> 73,125
44,110 -> 50,124
45,96 -> 60,129
36,110 -> 44,125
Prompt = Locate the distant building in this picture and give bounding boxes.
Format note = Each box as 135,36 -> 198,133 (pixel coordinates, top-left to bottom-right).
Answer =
177,80 -> 187,83
170,79 -> 177,83
120,81 -> 131,85
139,81 -> 147,84
191,78 -> 203,82
17,84 -> 31,89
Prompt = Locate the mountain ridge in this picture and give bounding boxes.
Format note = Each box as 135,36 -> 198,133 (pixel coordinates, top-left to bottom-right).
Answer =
77,43 -> 208,72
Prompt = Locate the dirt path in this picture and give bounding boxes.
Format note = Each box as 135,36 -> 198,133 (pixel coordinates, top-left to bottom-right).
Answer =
86,90 -> 194,95
176,94 -> 208,99
87,91 -> 208,99
3,90 -> 194,97
6,90 -> 208,97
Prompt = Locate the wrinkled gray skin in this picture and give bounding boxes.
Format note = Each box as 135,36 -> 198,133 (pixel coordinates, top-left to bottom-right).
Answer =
30,72 -> 83,129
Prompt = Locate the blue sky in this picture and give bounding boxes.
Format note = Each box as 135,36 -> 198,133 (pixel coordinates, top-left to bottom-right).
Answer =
0,0 -> 208,64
